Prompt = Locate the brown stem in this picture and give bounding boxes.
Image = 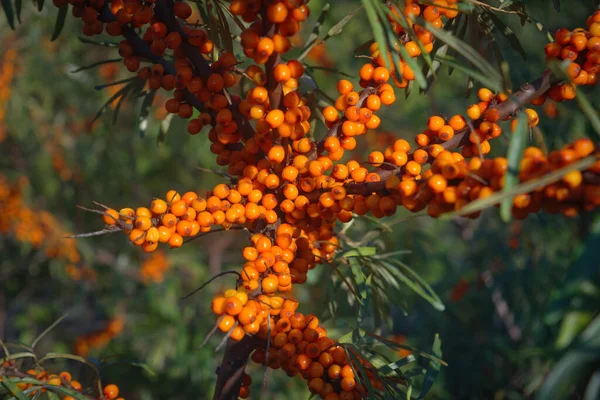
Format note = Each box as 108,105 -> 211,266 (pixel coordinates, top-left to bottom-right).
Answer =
343,71 -> 557,195
212,336 -> 260,400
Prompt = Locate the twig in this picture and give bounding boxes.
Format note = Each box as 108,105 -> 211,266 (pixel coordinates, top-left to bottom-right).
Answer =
180,271 -> 242,300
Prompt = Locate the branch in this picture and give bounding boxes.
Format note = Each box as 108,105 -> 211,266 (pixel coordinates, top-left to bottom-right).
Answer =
212,336 -> 260,400
343,70 -> 556,195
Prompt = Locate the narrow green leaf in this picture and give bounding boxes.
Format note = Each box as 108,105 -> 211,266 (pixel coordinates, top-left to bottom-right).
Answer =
78,36 -> 119,47
418,334 -> 443,399
340,247 -> 377,258
500,113 -> 528,222
1,379 -> 29,400
213,0 -> 233,54
362,0 -> 391,71
435,55 -> 501,92
1,0 -> 15,29
338,328 -> 366,345
381,260 -> 445,311
423,19 -> 502,84
47,391 -> 61,400
575,88 -> 600,141
378,354 -> 417,376
51,5 -> 68,41
584,370 -> 600,400
483,11 -> 527,61
325,5 -> 361,40
157,113 -> 174,145
14,0 -> 20,23
297,4 -> 329,61
70,59 -> 121,73
31,313 -> 70,349
139,90 -> 156,137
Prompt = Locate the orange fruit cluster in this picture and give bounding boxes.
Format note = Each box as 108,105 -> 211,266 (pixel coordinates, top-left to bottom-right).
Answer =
57,0 -> 600,397
0,175 -> 92,280
74,316 -> 125,357
140,250 -> 170,283
0,363 -> 124,400
248,310 -> 386,400
0,47 -> 16,143
544,10 -> 600,101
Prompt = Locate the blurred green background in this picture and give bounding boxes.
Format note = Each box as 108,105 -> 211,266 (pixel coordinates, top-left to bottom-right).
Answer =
1,0 -> 599,399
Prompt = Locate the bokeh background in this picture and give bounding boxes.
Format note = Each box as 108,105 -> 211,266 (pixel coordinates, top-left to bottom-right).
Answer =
1,0 -> 599,399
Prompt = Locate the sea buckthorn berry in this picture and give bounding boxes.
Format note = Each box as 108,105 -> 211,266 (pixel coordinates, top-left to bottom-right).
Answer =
372,67 -> 390,84
287,60 -> 305,78
438,125 -> 455,141
103,209 -> 120,225
368,151 -> 384,167
467,104 -> 482,120
428,115 -> 445,131
337,80 -> 353,95
150,199 -> 168,215
274,64 -> 292,82
103,384 -> 119,400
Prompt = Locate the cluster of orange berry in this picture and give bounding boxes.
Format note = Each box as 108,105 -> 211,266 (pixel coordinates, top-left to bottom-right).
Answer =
0,175 -> 92,280
140,250 -> 170,283
0,47 -> 16,143
248,310 -> 386,400
0,362 -> 123,400
66,0 -> 600,397
544,11 -> 600,101
74,316 -> 125,357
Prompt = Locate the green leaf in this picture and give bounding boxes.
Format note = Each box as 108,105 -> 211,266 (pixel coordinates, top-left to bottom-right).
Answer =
297,3 -> 330,62
435,54 -> 502,92
362,0 -> 390,71
500,113 -> 528,222
418,334 -> 443,399
78,36 -> 119,47
1,0 -> 15,29
575,87 -> 600,141
423,19 -> 502,85
324,5 -> 362,40
556,311 -> 593,349
1,379 -> 29,400
14,0 -> 19,22
483,11 -> 527,61
380,259 -> 445,311
51,5 -> 68,41
338,328 -> 366,344
378,354 -> 417,376
139,90 -> 157,137
70,59 -> 121,73
340,247 -> 377,258
584,371 -> 600,400
158,113 -> 174,145
47,391 -> 61,400
537,316 -> 600,400
213,1 -> 233,54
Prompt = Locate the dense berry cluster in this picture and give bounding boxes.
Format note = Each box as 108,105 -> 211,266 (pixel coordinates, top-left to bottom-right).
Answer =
544,11 -> 600,101
0,362 -> 123,400
0,175 -> 93,280
74,316 -> 125,357
61,0 -> 600,397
